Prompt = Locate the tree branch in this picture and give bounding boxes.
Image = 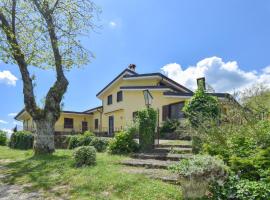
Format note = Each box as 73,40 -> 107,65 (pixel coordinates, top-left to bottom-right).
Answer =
32,0 -> 68,120
0,10 -> 39,118
11,0 -> 16,34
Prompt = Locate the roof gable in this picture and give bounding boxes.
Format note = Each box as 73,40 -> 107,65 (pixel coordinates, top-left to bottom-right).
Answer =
96,68 -> 137,98
123,73 -> 193,93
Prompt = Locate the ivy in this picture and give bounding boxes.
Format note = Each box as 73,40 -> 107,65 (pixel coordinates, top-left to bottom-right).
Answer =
137,108 -> 157,152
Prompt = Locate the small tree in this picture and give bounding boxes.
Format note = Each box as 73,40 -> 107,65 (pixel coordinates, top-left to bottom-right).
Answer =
183,88 -> 220,153
0,0 -> 98,154
137,108 -> 157,152
183,89 -> 220,128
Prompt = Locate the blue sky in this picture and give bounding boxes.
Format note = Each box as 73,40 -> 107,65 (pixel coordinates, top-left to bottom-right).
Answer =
1,0 -> 270,131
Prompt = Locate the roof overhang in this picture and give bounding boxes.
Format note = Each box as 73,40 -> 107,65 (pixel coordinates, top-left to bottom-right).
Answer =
15,109 -> 92,121
96,69 -> 137,98
120,86 -> 172,91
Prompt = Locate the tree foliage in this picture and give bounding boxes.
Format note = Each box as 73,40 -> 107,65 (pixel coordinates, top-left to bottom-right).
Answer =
183,88 -> 220,128
0,0 -> 98,154
137,108 -> 157,152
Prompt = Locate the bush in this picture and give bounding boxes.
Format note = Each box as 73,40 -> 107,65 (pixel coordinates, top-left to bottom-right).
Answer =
170,155 -> 228,180
137,108 -> 157,152
169,155 -> 228,199
160,119 -> 180,134
67,131 -> 95,149
9,131 -> 33,150
73,146 -> 96,167
90,137 -> 109,152
0,130 -> 7,146
210,175 -> 270,200
108,128 -> 139,154
183,88 -> 220,128
229,147 -> 270,181
253,120 -> 270,148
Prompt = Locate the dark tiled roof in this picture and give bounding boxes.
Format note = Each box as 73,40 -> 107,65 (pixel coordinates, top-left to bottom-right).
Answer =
96,68 -> 137,97
163,91 -> 234,99
62,111 -> 91,115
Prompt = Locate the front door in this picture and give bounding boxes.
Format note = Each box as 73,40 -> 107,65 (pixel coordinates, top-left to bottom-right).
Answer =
108,116 -> 114,136
82,121 -> 88,132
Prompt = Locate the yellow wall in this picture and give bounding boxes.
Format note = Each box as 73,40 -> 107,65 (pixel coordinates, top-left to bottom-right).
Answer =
123,90 -> 186,125
98,76 -> 187,130
20,112 -> 92,133
54,113 -> 92,132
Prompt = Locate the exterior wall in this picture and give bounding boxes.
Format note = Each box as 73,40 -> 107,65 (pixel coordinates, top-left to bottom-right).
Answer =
20,112 -> 93,134
122,90 -> 187,126
54,113 -> 92,133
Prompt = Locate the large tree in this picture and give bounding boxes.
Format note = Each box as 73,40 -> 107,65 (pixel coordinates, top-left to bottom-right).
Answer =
0,0 -> 97,154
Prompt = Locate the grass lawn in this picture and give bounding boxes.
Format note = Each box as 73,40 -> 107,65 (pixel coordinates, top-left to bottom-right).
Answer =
0,146 -> 182,200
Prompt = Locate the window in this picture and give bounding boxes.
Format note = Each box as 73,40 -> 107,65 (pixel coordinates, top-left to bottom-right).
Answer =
132,111 -> 138,121
107,95 -> 113,105
162,102 -> 185,121
64,118 -> 74,128
95,119 -> 99,130
117,91 -> 123,102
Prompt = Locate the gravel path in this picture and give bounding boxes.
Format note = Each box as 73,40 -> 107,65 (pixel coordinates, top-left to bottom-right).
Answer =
0,184 -> 43,200
0,160 -> 43,200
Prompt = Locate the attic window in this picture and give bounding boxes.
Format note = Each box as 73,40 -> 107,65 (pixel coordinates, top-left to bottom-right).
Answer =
107,95 -> 113,105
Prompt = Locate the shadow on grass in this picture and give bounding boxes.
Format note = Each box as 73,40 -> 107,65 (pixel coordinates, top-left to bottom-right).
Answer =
4,154 -> 72,190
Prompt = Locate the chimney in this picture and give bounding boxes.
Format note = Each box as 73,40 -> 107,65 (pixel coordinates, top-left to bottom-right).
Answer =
197,77 -> 206,90
128,64 -> 136,71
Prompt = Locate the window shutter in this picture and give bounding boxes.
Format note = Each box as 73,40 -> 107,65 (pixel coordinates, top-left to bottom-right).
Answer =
162,105 -> 169,121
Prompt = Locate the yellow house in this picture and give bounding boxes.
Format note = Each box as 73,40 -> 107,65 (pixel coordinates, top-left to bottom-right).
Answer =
15,64 -> 234,136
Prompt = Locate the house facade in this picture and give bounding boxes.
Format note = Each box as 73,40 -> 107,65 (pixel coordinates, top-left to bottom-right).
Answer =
15,64 -> 232,136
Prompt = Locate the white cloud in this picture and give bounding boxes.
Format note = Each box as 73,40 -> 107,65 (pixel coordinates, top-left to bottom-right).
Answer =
8,113 -> 18,117
0,120 -> 8,124
0,70 -> 18,86
161,56 -> 270,93
109,21 -> 117,28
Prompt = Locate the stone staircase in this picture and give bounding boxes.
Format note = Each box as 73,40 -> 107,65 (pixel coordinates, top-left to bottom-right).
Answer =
121,141 -> 193,184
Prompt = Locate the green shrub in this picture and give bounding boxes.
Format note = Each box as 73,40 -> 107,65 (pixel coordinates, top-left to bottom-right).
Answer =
137,108 -> 157,152
170,155 -> 228,199
73,146 -> 96,167
229,147 -> 270,181
9,131 -> 33,150
253,120 -> 270,148
90,137 -> 109,152
67,132 -> 95,149
229,135 -> 256,157
83,130 -> 95,137
108,130 -> 139,154
160,119 -> 180,134
210,175 -> 270,200
0,130 -> 7,146
67,135 -> 84,149
183,88 -> 220,128
170,155 -> 228,180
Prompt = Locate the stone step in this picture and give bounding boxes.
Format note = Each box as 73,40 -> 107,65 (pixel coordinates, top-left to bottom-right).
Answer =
155,144 -> 192,148
121,159 -> 178,169
122,167 -> 179,184
131,153 -> 192,161
154,147 -> 192,154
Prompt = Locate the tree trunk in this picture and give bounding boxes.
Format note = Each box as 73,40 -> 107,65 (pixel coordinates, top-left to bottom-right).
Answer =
34,119 -> 55,154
